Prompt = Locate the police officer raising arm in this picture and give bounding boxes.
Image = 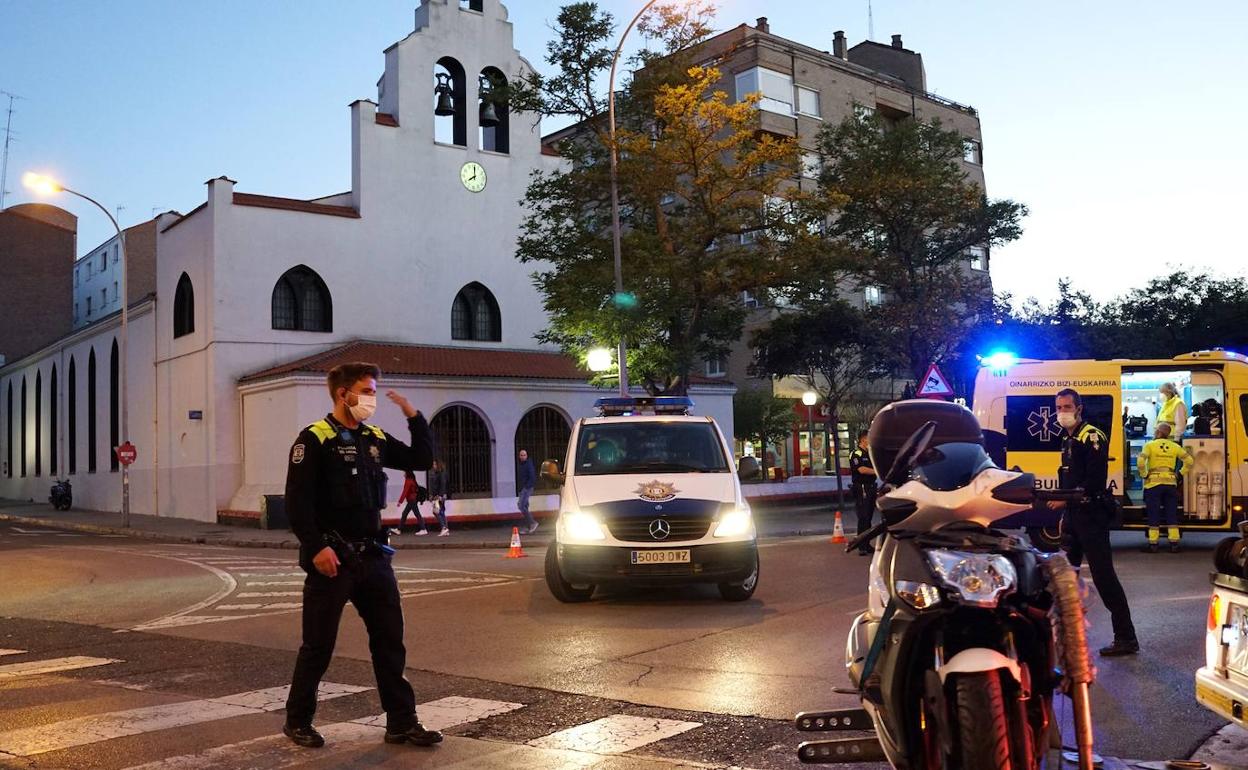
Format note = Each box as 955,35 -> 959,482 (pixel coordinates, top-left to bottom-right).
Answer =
282,362 -> 442,750
1046,388 -> 1139,656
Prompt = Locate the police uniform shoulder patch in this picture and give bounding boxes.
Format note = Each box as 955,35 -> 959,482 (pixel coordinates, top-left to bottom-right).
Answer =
292,444 -> 306,464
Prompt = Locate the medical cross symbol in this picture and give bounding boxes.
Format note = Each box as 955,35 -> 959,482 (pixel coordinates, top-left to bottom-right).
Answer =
1027,408 -> 1060,442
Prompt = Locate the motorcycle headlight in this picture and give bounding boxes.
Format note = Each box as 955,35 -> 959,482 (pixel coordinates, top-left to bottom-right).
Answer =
894,580 -> 943,611
560,511 -> 606,542
925,549 -> 1017,607
713,507 -> 753,538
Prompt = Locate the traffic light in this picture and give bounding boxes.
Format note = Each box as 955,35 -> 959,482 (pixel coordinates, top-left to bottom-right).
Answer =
612,291 -> 638,309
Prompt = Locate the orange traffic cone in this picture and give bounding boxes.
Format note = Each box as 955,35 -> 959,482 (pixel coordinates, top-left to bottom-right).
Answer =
505,526 -> 528,558
830,511 -> 847,544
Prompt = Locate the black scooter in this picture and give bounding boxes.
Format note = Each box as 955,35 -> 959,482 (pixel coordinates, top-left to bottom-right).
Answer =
795,400 -> 1096,770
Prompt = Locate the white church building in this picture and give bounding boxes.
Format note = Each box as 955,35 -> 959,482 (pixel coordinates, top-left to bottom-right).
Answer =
0,0 -> 735,524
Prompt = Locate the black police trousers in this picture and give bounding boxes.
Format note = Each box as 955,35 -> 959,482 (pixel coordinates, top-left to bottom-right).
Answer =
285,552 -> 416,730
1064,504 -> 1137,643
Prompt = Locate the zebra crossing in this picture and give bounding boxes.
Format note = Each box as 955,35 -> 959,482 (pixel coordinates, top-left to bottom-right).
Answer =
0,648 -> 716,769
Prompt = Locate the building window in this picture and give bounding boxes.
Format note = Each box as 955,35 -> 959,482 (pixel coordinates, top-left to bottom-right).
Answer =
4,382 -> 10,478
68,358 -> 76,475
478,66 -> 510,154
742,290 -> 760,309
963,139 -> 982,165
49,365 -> 57,477
20,377 -> 26,477
87,348 -> 97,473
735,67 -> 794,115
705,357 -> 727,377
113,281 -> 119,302
99,253 -> 106,272
110,339 -> 119,472
173,272 -> 195,338
801,151 -> 822,179
271,265 -> 332,332
853,103 -> 876,121
451,282 -> 501,341
100,288 -> 107,306
515,406 -> 571,492
113,245 -> 118,263
74,269 -> 79,287
431,405 -> 492,498
434,57 -> 468,147
34,370 -> 42,477
968,246 -> 988,271
865,286 -> 882,306
73,303 -> 79,324
796,86 -> 820,117
459,0 -> 483,10
86,296 -> 93,316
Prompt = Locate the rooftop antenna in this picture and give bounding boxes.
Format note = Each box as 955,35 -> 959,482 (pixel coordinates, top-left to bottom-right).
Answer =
867,0 -> 875,41
150,206 -> 164,218
0,90 -> 25,210
115,205 -> 126,225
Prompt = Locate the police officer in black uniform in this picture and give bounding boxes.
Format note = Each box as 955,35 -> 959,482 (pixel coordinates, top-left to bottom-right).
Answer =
282,362 -> 442,748
1048,387 -> 1139,656
849,430 -> 877,555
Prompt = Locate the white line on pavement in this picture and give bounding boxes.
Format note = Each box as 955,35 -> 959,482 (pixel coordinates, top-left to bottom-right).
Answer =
243,581 -> 302,586
215,602 -> 303,611
0,682 -> 369,757
528,714 -> 701,755
0,649 -> 25,657
234,592 -> 300,598
120,696 -> 525,770
237,572 -> 304,577
0,656 -> 120,681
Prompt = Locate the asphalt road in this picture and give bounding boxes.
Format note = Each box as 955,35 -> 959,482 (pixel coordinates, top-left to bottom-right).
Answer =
0,519 -> 1234,768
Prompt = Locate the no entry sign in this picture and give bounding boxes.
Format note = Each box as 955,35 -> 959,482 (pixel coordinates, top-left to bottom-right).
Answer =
115,442 -> 137,466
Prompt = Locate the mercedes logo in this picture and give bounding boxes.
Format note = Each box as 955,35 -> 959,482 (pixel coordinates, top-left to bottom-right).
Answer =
648,519 -> 671,540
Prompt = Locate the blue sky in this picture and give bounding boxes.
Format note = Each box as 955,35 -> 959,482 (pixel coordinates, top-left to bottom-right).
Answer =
2,0 -> 1244,303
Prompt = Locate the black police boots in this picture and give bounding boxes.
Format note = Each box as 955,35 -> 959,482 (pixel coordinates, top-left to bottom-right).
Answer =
384,722 -> 444,747
283,723 -> 325,748
1098,638 -> 1140,657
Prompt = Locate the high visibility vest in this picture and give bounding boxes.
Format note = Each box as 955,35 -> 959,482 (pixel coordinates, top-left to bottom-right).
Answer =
1157,395 -> 1184,426
1136,437 -> 1192,489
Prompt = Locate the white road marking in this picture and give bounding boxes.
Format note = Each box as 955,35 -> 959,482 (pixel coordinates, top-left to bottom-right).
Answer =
11,527 -> 81,536
0,656 -> 119,680
0,682 -> 369,757
215,602 -> 303,611
0,649 -> 25,657
235,592 -> 300,598
119,696 -> 524,769
529,714 -> 701,754
244,581 -> 302,586
238,572 -> 304,578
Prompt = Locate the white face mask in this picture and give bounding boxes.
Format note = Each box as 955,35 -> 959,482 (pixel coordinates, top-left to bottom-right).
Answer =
1056,411 -> 1078,430
347,393 -> 377,421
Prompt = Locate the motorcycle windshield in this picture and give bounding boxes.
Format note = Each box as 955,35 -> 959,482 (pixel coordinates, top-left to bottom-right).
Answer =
912,442 -> 995,491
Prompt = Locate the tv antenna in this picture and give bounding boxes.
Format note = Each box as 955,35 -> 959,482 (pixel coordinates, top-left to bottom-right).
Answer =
0,90 -> 25,211
867,0 -> 875,41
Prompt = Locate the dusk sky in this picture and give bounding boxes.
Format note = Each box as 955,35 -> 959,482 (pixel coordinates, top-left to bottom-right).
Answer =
2,0 -> 1244,304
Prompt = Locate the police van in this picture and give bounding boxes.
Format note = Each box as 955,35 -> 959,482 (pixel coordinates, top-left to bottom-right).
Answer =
541,396 -> 759,602
972,350 -> 1248,548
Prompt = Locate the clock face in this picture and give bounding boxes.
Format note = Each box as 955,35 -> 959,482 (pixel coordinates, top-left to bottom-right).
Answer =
460,162 -> 486,192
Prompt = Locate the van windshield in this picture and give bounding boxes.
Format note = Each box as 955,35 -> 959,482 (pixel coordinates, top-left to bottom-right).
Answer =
574,422 -> 729,476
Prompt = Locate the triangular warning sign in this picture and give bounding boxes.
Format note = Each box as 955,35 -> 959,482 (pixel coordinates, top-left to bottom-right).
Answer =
917,363 -> 955,397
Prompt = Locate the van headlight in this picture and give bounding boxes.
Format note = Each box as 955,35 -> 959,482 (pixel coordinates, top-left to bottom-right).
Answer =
713,507 -> 753,538
560,511 -> 606,542
925,550 -> 1016,607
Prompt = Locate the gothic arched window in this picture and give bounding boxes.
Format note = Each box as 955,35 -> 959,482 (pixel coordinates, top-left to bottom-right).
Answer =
451,282 -> 501,341
271,266 -> 332,332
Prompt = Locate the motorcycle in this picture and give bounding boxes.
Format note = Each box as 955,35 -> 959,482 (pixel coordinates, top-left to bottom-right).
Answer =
49,479 -> 73,511
796,400 -> 1096,770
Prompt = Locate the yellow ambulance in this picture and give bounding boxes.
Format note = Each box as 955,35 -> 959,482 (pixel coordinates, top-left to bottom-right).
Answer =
971,350 -> 1248,549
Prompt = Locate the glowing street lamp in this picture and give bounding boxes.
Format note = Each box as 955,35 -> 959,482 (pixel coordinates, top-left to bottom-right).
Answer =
24,172 -> 133,527
587,347 -> 615,373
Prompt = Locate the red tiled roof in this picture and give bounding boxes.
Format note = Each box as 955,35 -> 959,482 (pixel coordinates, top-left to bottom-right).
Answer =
375,112 -> 399,127
232,193 -> 360,219
540,144 -> 560,156
239,341 -> 590,384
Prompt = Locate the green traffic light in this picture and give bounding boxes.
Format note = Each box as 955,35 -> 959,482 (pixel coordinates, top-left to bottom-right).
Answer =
612,292 -> 638,309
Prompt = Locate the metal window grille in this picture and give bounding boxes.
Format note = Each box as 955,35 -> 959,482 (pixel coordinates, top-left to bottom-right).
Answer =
451,294 -> 472,340
19,377 -> 26,477
110,340 -> 119,472
4,382 -> 10,478
34,371 -> 41,477
514,407 -> 571,492
50,364 -> 58,476
87,350 -> 97,473
272,279 -> 297,330
432,405 -> 493,498
68,360 -> 76,474
174,273 -> 195,337
301,281 -> 326,331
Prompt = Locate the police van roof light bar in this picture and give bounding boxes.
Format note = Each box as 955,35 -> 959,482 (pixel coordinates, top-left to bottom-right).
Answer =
594,396 -> 694,416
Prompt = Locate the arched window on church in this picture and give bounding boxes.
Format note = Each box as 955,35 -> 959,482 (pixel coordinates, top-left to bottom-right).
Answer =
515,406 -> 571,492
50,363 -> 58,477
19,376 -> 27,477
173,272 -> 194,338
271,266 -> 332,332
87,348 -> 97,474
434,57 -> 467,147
451,282 -> 501,342
431,405 -> 492,498
34,370 -> 42,477
68,358 -> 76,475
110,339 -> 119,472
4,381 -> 11,478
479,66 -> 510,154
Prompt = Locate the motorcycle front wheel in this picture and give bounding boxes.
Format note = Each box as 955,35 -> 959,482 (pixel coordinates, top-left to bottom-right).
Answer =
953,671 -> 1012,770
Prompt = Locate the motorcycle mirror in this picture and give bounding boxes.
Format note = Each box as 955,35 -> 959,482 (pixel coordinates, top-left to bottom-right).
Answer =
883,421 -> 937,486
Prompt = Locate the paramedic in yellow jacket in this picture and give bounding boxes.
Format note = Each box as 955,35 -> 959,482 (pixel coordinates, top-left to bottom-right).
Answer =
1136,422 -> 1193,553
1156,382 -> 1187,436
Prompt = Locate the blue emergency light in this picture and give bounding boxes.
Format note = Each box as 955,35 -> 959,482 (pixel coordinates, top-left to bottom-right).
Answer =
594,396 -> 694,416
981,350 -> 1018,371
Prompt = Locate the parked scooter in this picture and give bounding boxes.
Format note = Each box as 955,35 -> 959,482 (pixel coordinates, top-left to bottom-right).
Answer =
796,400 -> 1096,769
49,479 -> 72,511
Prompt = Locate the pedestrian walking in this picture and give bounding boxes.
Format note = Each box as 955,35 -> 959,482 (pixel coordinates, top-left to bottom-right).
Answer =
849,430 -> 877,555
516,449 -> 538,533
1137,422 -> 1193,553
282,362 -> 442,749
1047,387 -> 1139,656
398,470 -> 428,535
428,459 -> 450,537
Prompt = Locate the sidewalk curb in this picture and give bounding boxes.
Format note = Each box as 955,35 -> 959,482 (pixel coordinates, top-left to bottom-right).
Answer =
0,511 -> 836,550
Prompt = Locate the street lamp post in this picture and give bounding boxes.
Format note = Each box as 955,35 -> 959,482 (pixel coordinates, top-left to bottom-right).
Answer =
608,0 -> 662,397
801,391 -> 817,476
23,173 -> 131,527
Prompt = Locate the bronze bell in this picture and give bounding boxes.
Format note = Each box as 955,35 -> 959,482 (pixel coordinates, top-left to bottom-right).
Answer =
479,99 -> 499,127
434,73 -> 455,116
